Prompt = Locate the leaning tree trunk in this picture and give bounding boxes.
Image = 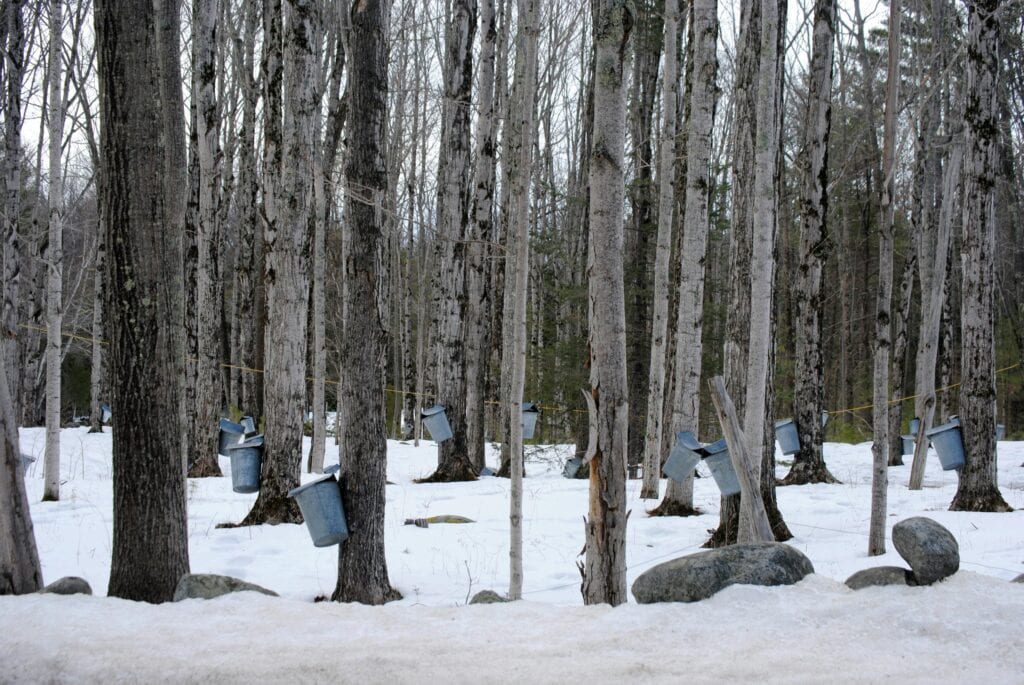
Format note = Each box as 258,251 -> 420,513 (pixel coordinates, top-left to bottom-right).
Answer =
43,0 -> 65,502
100,0 -> 191,603
639,0 -> 680,501
950,0 -> 1012,513
240,0 -> 316,526
188,0 -> 223,478
420,0 -> 478,484
783,0 -> 838,487
868,0 -> 900,556
581,0 -> 631,607
333,0 -> 401,604
2,0 -> 24,425
503,0 -> 538,602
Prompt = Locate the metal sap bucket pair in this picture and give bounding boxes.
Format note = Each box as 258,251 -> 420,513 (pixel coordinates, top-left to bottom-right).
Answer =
662,431 -> 701,483
774,419 -> 800,456
218,419 -> 245,456
226,434 -> 263,493
288,474 -> 349,547
701,438 -> 741,496
421,405 -> 453,442
925,418 -> 964,471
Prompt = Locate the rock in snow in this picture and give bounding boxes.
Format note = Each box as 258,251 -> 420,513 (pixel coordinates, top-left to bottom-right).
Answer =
469,590 -> 510,604
40,576 -> 93,596
173,573 -> 278,601
844,566 -> 914,590
1012,573 -> 1024,584
631,542 -> 814,603
892,517 -> 959,585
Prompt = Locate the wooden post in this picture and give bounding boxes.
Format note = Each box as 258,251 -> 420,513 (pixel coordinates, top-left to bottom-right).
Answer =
708,376 -> 774,543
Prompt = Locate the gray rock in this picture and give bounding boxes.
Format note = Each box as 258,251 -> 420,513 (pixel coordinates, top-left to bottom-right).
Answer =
173,573 -> 278,601
40,576 -> 93,596
1012,573 -> 1024,584
631,542 -> 815,604
892,517 -> 959,585
844,566 -> 914,590
469,590 -> 510,604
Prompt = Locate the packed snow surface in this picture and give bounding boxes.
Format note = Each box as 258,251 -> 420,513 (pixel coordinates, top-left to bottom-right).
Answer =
4,426 -> 1024,683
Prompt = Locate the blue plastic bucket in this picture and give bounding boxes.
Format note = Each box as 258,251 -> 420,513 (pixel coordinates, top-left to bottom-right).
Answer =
288,474 -> 349,547
421,404 -> 453,442
702,439 -> 741,496
774,419 -> 800,455
521,402 -> 540,440
663,432 -> 701,483
925,418 -> 964,471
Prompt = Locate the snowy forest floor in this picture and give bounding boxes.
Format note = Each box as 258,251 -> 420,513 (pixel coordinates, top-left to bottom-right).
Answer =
3,426 -> 1023,683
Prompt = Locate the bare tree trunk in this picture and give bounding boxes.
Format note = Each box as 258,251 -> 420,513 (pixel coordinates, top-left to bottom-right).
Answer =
639,0 -> 680,501
503,0 -> 537,602
783,0 -> 838,487
950,0 -> 1012,513
43,0 -> 64,502
240,0 -> 317,526
868,0 -> 900,556
188,0 -> 224,478
332,0 -> 401,604
420,0 -> 478,484
581,0 -> 631,607
2,0 -> 24,425
101,0 -> 190,602
888,247 -> 916,465
0,361 -> 41,594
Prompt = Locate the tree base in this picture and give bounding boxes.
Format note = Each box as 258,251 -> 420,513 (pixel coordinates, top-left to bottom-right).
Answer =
778,461 -> 839,486
87,425 -> 104,434
187,459 -> 223,478
888,454 -> 904,467
229,494 -> 304,526
415,458 -> 478,483
647,500 -> 701,517
949,490 -> 1014,512
331,583 -> 402,605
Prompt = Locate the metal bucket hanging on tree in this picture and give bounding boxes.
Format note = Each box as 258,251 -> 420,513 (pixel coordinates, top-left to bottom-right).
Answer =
226,434 -> 263,493
521,402 -> 540,440
663,431 -> 702,483
925,418 -> 964,471
421,404 -> 453,443
701,438 -> 741,496
774,419 -> 800,455
288,474 -> 349,547
218,418 -> 245,456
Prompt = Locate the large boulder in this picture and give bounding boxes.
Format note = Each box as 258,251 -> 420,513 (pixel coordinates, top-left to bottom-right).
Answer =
631,542 -> 814,604
40,576 -> 93,596
845,566 -> 914,590
892,517 -> 959,585
469,590 -> 510,605
173,573 -> 278,601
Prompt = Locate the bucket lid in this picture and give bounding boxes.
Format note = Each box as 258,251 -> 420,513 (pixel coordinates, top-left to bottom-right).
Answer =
219,418 -> 244,434
421,404 -> 446,418
700,438 -> 728,456
925,418 -> 960,438
226,434 -> 264,449
774,418 -> 794,428
288,474 -> 337,499
521,402 -> 539,413
676,431 -> 701,450
324,463 -> 341,475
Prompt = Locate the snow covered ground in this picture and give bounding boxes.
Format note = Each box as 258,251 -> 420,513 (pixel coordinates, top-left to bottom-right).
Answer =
4,426 -> 1024,683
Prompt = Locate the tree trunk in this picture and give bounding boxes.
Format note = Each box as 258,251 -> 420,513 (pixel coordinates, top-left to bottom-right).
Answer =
581,0 -> 631,607
43,0 -> 65,502
783,0 -> 838,487
420,0 -> 478,484
99,0 -> 190,603
240,0 -> 316,526
188,0 -> 224,479
950,0 -> 1012,513
868,0 -> 900,556
332,0 -> 400,604
2,0 -> 24,425
639,0 -> 680,501
0,361 -> 41,594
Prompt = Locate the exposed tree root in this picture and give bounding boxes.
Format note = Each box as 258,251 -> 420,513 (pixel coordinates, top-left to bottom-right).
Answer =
949,490 -> 1014,512
778,461 -> 839,486
647,500 -> 702,518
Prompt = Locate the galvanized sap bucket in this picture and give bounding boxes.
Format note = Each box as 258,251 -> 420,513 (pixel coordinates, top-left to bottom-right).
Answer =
218,418 -> 245,456
288,474 -> 349,547
901,435 -> 915,456
925,418 -> 964,471
240,415 -> 257,435
996,424 -> 1005,441
909,417 -> 921,436
226,434 -> 263,493
100,402 -> 112,424
421,404 -> 453,443
563,456 -> 587,479
663,431 -> 701,483
701,439 -> 741,496
521,402 -> 540,440
774,419 -> 800,456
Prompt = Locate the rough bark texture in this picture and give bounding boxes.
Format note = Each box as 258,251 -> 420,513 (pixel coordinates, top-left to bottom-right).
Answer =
43,0 -> 64,501
868,0 -> 900,556
99,0 -> 190,603
2,0 -> 24,425
783,0 -> 837,487
188,0 -> 224,479
421,0 -> 478,484
332,0 -> 400,604
240,0 -> 316,525
639,0 -> 679,501
582,0 -> 631,607
950,0 -> 1012,513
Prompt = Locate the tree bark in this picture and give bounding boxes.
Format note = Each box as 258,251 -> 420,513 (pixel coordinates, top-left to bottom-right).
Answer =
99,0 -> 190,602
332,0 -> 400,604
581,0 -> 631,607
950,0 -> 1012,513
2,0 -> 24,425
43,0 -> 65,501
0,360 -> 41,594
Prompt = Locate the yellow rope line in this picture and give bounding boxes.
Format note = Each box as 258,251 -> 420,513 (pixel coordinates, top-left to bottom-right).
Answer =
19,322 -> 1023,419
